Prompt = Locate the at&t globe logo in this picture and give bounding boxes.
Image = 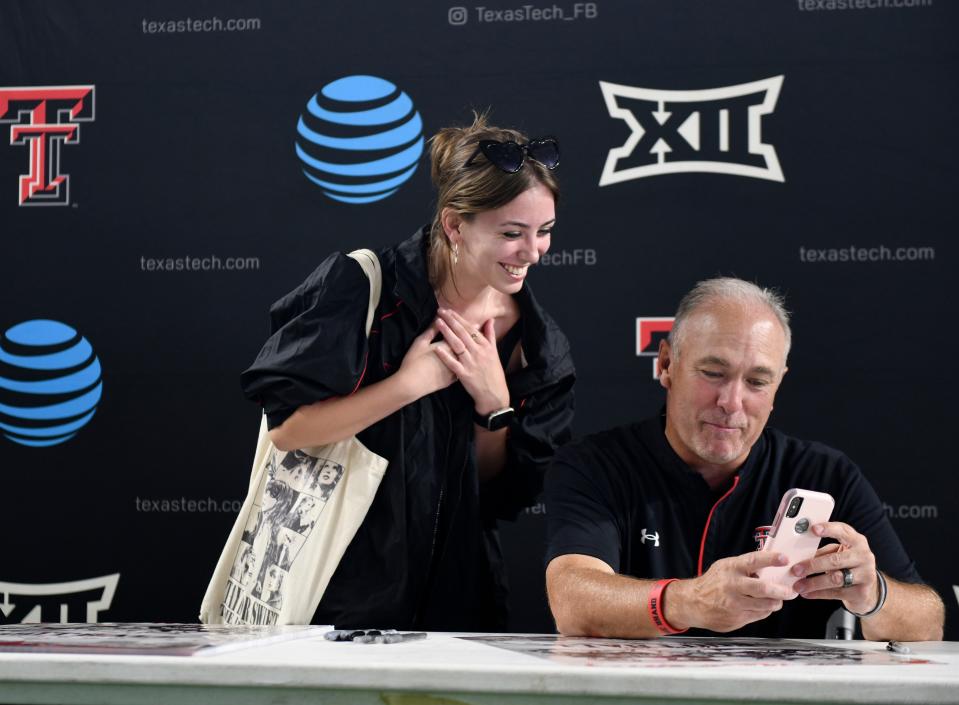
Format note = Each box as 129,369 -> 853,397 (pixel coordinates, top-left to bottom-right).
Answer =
295,75 -> 424,204
0,320 -> 102,447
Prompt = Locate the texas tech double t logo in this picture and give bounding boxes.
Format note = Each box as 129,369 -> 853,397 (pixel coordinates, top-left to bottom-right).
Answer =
0,86 -> 95,206
599,76 -> 783,185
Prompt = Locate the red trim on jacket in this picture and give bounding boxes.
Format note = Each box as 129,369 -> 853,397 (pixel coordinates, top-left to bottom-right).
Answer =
697,474 -> 741,576
350,351 -> 369,396
380,299 -> 404,321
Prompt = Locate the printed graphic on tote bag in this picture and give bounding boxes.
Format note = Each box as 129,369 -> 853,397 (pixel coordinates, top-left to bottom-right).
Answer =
220,449 -> 345,625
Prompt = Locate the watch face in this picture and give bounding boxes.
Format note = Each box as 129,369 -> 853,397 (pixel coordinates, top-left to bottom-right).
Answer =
487,408 -> 515,431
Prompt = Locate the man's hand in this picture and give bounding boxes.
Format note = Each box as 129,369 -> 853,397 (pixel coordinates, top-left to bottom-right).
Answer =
790,521 -> 879,615
666,550 -> 797,632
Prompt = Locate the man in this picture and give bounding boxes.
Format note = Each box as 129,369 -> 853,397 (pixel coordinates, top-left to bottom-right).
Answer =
545,278 -> 943,640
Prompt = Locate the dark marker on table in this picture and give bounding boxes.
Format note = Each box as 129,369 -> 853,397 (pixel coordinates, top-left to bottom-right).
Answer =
886,640 -> 911,655
324,629 -> 424,644
380,632 -> 427,644
324,630 -> 370,642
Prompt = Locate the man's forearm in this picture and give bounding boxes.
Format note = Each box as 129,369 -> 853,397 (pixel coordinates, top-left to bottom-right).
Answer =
859,575 -> 944,642
547,566 -> 667,638
548,551 -> 795,637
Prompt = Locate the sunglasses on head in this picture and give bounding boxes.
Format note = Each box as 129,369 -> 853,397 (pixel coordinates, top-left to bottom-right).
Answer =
464,136 -> 560,173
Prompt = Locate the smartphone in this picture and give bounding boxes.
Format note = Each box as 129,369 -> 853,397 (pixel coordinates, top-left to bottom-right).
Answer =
757,488 -> 835,588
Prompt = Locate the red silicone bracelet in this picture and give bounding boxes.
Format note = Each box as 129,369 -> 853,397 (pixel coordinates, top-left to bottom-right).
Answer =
648,578 -> 687,635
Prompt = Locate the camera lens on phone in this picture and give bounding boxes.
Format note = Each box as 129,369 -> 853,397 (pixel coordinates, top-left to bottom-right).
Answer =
786,496 -> 804,518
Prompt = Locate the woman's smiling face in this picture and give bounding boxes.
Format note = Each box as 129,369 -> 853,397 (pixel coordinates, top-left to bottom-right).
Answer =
450,182 -> 555,295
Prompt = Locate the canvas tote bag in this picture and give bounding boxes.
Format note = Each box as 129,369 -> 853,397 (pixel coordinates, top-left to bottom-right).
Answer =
199,249 -> 388,626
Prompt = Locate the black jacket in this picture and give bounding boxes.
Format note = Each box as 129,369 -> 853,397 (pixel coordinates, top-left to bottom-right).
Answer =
242,228 -> 576,630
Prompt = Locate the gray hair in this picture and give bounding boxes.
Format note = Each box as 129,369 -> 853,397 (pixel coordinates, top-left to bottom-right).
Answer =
668,277 -> 792,363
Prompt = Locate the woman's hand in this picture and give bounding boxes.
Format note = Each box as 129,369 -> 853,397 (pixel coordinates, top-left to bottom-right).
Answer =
397,324 -> 456,399
434,308 -> 510,414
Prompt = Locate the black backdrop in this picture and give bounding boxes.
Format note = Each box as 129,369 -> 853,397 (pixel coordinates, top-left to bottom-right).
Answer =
1,0 -> 956,638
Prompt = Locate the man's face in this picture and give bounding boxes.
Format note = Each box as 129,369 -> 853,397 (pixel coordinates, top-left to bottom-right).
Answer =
658,301 -> 788,473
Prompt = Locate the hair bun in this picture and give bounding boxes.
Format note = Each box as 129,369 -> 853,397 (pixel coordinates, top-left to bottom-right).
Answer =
425,110 -> 560,289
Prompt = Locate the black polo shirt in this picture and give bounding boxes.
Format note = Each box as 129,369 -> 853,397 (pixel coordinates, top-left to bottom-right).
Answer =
544,415 -> 922,638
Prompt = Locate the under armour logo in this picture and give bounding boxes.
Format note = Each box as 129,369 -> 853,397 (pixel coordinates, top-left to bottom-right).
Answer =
599,76 -> 784,185
640,528 -> 660,547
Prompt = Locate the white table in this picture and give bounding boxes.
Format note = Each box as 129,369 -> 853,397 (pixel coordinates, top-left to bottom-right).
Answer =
1,633 -> 957,705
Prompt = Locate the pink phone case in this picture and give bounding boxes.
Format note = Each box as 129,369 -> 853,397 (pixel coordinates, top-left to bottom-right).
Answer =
757,488 -> 835,588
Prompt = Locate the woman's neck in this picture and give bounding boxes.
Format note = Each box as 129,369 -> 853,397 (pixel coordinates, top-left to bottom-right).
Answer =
435,278 -> 499,327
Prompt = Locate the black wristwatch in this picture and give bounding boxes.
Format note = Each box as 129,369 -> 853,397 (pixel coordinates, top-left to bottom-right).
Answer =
473,406 -> 515,431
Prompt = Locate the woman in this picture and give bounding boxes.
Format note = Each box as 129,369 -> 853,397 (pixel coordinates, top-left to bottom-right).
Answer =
241,114 -> 575,631
311,461 -> 344,501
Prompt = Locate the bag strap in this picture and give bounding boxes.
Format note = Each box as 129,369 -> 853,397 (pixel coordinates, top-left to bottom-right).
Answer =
346,248 -> 382,336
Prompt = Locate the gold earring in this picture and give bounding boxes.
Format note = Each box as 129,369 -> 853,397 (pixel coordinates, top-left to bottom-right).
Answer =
452,242 -> 459,266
